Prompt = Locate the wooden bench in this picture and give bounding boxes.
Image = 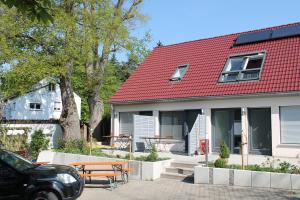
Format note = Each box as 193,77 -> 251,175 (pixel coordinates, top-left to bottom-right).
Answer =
83,168 -> 133,183
80,173 -> 120,190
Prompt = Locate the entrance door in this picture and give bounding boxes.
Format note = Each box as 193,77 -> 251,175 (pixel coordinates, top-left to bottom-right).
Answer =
248,108 -> 272,155
212,109 -> 241,153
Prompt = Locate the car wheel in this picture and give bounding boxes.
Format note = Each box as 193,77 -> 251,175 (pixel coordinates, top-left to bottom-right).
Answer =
31,190 -> 60,200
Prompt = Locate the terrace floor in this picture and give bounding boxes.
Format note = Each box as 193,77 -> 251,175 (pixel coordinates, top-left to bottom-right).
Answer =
78,178 -> 300,200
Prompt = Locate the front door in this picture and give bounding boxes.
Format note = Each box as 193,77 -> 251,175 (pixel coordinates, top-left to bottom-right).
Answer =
248,108 -> 272,155
212,109 -> 241,153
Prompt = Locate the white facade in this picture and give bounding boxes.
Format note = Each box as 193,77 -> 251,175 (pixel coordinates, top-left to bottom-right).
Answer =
2,79 -> 81,120
112,94 -> 300,158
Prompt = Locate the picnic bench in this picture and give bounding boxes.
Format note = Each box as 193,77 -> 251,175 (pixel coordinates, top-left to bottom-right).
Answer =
70,161 -> 130,190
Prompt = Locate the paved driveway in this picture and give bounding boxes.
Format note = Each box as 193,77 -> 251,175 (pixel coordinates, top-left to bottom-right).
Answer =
78,178 -> 300,200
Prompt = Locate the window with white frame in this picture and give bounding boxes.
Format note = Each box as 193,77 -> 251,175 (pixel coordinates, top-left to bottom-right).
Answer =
219,52 -> 265,82
280,106 -> 300,144
54,102 -> 61,111
170,64 -> 189,81
29,102 -> 41,110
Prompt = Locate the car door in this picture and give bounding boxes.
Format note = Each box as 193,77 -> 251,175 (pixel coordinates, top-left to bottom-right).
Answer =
0,160 -> 24,199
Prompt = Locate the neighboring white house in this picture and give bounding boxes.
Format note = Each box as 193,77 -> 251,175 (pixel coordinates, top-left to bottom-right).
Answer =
1,78 -> 81,147
110,22 -> 300,158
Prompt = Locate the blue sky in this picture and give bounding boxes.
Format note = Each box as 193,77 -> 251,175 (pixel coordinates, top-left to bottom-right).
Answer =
133,0 -> 300,49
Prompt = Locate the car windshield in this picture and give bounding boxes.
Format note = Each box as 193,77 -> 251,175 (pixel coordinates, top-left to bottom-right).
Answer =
0,150 -> 36,172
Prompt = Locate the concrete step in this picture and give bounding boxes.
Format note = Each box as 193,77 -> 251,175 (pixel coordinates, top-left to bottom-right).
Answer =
171,161 -> 199,169
165,167 -> 194,175
160,172 -> 194,182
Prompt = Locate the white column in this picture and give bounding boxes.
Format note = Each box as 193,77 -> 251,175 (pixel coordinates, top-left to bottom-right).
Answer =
203,108 -> 212,153
113,111 -> 119,137
271,106 -> 280,157
241,107 -> 249,155
153,110 -> 159,137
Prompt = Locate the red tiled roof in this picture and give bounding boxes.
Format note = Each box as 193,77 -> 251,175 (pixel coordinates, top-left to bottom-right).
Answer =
111,22 -> 300,103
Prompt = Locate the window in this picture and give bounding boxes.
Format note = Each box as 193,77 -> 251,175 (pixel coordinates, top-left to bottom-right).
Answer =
54,102 -> 61,111
170,64 -> 189,81
29,103 -> 41,110
280,106 -> 300,144
160,111 -> 184,140
48,83 -> 56,91
119,112 -> 138,136
220,52 -> 265,82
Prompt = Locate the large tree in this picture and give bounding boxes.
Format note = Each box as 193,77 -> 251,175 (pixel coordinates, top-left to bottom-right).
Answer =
0,1 -> 81,139
81,0 -> 145,133
0,0 -> 148,139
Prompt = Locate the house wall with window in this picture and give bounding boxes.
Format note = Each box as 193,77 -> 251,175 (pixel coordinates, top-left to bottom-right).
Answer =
2,82 -> 81,120
112,95 -> 300,158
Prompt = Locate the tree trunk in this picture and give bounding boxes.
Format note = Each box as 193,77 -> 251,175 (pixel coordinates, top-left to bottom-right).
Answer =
60,61 -> 81,139
88,87 -> 104,132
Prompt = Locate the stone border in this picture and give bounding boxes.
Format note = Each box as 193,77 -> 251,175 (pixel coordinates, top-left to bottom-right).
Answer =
37,151 -> 172,181
194,166 -> 300,190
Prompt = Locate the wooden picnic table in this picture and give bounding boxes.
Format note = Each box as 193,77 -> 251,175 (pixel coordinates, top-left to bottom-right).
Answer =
70,161 -> 129,189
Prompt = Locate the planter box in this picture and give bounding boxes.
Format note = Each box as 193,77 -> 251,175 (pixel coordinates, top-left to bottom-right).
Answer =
213,168 -> 229,185
194,166 -> 209,184
271,173 -> 291,189
252,171 -> 271,188
291,174 -> 300,190
234,169 -> 252,187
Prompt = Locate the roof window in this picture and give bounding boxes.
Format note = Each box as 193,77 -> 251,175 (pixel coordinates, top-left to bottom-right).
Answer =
219,52 -> 265,82
170,64 -> 189,81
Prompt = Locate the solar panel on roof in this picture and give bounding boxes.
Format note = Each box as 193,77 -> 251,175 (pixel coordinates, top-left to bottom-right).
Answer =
234,30 -> 272,45
234,24 -> 300,46
272,24 -> 300,39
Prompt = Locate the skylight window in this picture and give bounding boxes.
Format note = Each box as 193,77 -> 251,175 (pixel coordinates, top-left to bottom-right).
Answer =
170,64 -> 189,81
220,52 -> 265,82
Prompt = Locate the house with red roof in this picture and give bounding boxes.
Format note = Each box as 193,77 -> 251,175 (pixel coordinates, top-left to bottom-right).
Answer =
110,22 -> 300,158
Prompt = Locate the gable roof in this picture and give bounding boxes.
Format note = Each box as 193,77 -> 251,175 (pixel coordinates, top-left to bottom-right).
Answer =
111,22 -> 300,104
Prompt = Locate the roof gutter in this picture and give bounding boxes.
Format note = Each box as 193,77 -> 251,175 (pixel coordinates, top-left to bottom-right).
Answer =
110,91 -> 300,105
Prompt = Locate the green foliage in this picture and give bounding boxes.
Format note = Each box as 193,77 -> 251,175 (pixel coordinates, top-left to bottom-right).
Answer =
1,0 -> 53,23
214,158 -> 227,168
145,145 -> 158,161
30,129 -> 49,160
0,128 -> 28,152
219,141 -> 230,159
55,138 -> 109,157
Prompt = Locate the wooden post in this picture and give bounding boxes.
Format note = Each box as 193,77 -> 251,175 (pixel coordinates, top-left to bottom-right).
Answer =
129,135 -> 132,160
89,128 -> 93,156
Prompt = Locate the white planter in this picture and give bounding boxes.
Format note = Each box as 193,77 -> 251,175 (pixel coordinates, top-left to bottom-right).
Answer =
141,159 -> 172,181
194,166 -> 210,184
251,171 -> 271,188
213,168 -> 229,185
234,169 -> 252,187
271,173 -> 291,189
291,174 -> 300,190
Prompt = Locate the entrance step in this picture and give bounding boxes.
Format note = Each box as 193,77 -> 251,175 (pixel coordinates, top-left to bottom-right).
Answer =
165,167 -> 194,175
160,172 -> 194,182
170,161 -> 199,169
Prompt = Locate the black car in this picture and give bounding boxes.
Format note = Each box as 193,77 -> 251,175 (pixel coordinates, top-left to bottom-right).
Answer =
0,149 -> 84,200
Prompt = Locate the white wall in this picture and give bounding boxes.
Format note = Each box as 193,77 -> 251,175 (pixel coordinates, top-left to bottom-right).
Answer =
112,95 -> 300,158
3,83 -> 81,120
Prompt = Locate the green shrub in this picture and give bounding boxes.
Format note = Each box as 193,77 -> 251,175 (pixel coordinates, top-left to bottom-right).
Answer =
214,158 -> 227,168
30,130 -> 49,160
0,128 -> 29,152
219,141 -> 230,159
145,145 -> 158,161
63,139 -> 89,154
